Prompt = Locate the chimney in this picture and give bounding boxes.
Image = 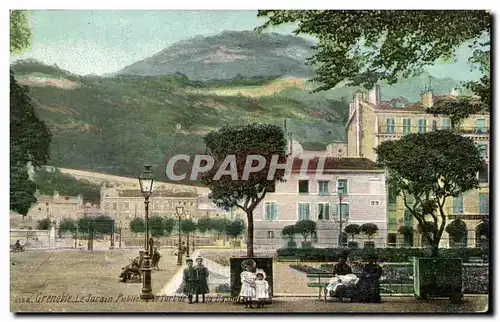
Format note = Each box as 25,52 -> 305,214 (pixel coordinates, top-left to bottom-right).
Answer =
421,90 -> 434,108
368,84 -> 381,106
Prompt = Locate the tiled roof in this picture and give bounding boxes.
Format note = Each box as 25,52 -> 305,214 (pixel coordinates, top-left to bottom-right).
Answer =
290,157 -> 380,172
117,190 -> 198,198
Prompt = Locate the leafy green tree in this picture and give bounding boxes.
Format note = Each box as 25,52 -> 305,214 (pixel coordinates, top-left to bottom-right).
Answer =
226,219 -> 245,241
427,98 -> 489,130
376,130 -> 484,256
10,10 -> 32,55
211,218 -> 230,240
130,217 -> 145,235
201,123 -> 288,257
163,217 -> 176,237
344,224 -> 361,242
360,223 -> 379,242
294,220 -> 316,242
281,225 -> 297,242
37,218 -> 52,230
10,10 -> 52,217
398,225 -> 414,247
196,217 -> 213,236
445,219 -> 468,247
180,219 -> 197,235
150,216 -> 164,237
256,10 -> 491,104
94,215 -> 114,235
58,218 -> 76,235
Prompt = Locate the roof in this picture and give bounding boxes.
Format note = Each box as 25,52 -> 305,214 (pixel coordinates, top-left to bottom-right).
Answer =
117,190 -> 198,198
290,157 -> 381,172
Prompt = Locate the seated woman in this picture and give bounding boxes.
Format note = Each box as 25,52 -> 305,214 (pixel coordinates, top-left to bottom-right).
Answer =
327,251 -> 357,300
357,252 -> 383,303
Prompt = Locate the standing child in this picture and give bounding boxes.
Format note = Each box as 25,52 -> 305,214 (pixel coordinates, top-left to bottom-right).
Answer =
182,258 -> 198,304
239,259 -> 257,308
254,270 -> 270,308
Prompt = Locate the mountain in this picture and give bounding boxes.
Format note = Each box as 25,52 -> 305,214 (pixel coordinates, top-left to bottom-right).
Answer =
114,30 -> 316,80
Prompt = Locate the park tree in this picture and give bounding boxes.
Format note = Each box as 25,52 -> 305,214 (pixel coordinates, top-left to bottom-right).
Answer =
130,217 -> 145,235
445,219 -> 468,247
58,218 -> 76,235
94,215 -> 114,235
10,10 -> 52,217
150,216 -> 164,237
196,217 -> 213,236
360,223 -> 379,242
376,130 -> 484,256
226,219 -> 245,242
163,217 -> 176,237
294,220 -> 316,242
77,216 -> 92,233
36,218 -> 52,230
181,219 -> 197,236
202,123 -> 288,257
281,225 -> 297,242
344,224 -> 361,242
256,10 -> 491,105
397,225 -> 414,247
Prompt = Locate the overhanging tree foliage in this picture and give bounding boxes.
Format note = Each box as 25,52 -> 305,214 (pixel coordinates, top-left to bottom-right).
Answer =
10,10 -> 52,216
256,10 -> 491,104
376,130 -> 484,256
226,219 -> 245,241
201,123 -> 288,257
427,98 -> 489,130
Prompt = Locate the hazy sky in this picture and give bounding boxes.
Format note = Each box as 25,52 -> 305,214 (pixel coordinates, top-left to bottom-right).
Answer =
11,10 -> 483,80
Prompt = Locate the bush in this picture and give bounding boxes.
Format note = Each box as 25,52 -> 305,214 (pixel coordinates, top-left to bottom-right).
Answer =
276,247 -> 489,263
348,241 -> 359,249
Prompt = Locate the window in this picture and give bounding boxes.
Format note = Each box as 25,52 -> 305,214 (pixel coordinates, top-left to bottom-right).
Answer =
442,119 -> 451,130
403,118 -> 411,134
265,202 -> 278,220
478,164 -> 489,183
299,203 -> 310,220
479,193 -> 489,215
317,203 -> 330,220
370,200 -> 380,206
388,187 -> 397,204
337,179 -> 348,195
388,214 -> 397,231
298,180 -> 309,194
476,119 -> 486,134
477,144 -> 488,159
318,181 -> 329,195
267,231 -> 275,239
386,119 -> 395,134
112,203 -> 117,210
404,209 -> 413,227
335,203 -> 349,221
432,119 -> 437,131
418,119 -> 427,133
124,202 -> 129,209
453,195 -> 464,214
266,183 -> 276,193
387,233 -> 397,247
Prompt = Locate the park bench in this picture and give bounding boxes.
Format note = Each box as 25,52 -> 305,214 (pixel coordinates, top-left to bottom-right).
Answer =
306,272 -> 334,300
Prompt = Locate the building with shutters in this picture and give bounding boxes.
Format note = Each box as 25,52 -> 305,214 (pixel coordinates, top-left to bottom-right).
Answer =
253,157 -> 388,251
345,83 -> 490,248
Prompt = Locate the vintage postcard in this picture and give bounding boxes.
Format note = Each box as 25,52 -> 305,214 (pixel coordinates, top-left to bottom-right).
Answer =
9,9 -> 490,313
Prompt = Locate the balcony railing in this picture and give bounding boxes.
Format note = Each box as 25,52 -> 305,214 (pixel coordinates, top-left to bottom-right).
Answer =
377,125 -> 490,135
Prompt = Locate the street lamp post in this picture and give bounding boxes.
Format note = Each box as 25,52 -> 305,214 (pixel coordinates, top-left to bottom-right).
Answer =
334,192 -> 349,247
138,165 -> 155,300
186,213 -> 191,257
118,221 -> 122,249
176,206 -> 184,265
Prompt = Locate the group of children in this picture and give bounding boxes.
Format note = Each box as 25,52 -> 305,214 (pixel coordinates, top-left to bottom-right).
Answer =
182,257 -> 210,304
239,259 -> 270,308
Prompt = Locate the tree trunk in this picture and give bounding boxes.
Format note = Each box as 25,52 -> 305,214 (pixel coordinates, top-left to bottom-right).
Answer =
431,242 -> 439,257
246,210 -> 254,257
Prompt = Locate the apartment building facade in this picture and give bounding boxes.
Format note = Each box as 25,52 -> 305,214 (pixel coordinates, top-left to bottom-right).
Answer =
253,157 -> 388,251
346,85 -> 490,248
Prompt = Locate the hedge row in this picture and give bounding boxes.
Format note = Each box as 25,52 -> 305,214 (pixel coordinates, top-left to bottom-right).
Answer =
277,247 -> 489,263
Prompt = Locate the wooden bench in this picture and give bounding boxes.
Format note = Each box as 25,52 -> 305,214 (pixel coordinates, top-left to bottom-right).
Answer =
306,273 -> 334,300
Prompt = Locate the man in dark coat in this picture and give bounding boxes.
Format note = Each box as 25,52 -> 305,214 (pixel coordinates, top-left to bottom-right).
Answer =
194,257 -> 210,303
182,258 -> 198,304
119,251 -> 144,282
333,251 -> 352,275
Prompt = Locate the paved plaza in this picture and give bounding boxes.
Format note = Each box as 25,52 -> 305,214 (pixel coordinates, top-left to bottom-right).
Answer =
10,250 -> 489,313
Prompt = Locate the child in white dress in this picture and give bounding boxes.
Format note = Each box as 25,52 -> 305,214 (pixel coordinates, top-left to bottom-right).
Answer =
239,262 -> 257,308
254,270 -> 270,308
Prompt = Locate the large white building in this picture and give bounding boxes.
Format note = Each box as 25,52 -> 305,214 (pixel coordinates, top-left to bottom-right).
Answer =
253,156 -> 388,251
